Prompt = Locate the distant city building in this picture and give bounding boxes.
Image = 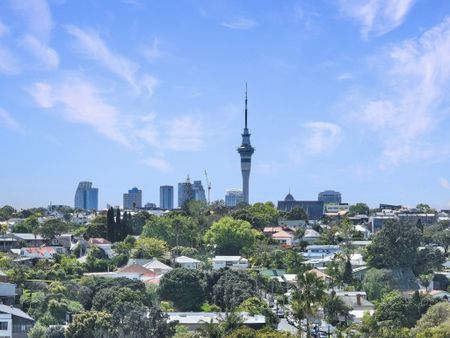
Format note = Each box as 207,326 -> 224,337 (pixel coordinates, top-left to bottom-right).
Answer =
144,202 -> 157,209
237,85 -> 255,204
123,187 -> 142,209
318,190 -> 342,204
74,181 -> 98,210
160,185 -> 174,210
178,176 -> 193,207
192,180 -> 206,203
379,203 -> 402,210
277,193 -> 324,221
225,189 -> 244,207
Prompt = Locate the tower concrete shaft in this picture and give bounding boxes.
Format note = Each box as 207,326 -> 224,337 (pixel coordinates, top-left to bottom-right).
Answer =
237,84 -> 254,204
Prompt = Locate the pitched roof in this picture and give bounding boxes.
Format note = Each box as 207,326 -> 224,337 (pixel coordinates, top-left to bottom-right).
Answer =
303,229 -> 321,238
118,264 -> 156,275
308,268 -> 331,281
143,259 -> 172,271
21,247 -> 56,256
263,227 -> 284,233
0,304 -> 34,321
89,238 -> 111,245
272,230 -> 295,239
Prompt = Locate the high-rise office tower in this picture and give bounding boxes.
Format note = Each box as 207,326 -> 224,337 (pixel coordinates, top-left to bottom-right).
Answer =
160,185 -> 174,210
178,175 -> 193,207
225,189 -> 244,207
318,190 -> 342,204
123,187 -> 142,209
192,180 -> 206,203
74,181 -> 98,210
237,84 -> 255,204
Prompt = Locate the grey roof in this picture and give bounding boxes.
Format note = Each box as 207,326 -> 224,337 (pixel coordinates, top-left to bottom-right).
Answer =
12,233 -> 44,241
0,304 -> 34,321
143,259 -> 173,271
126,258 -> 153,266
168,312 -> 265,325
175,256 -> 200,264
0,283 -> 15,297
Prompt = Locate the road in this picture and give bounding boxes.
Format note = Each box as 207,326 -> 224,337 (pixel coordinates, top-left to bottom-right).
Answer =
277,318 -> 298,335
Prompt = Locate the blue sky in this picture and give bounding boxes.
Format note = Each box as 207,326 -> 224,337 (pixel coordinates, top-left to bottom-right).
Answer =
2,0 -> 450,209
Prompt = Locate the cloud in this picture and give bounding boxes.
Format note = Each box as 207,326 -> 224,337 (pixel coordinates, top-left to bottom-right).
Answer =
441,178 -> 450,190
0,108 -> 23,132
302,122 -> 342,154
221,18 -> 257,30
141,74 -> 159,96
356,17 -> 450,165
0,46 -> 19,74
337,73 -> 353,81
10,0 -> 53,42
141,157 -> 171,173
339,0 -> 415,38
0,20 -> 10,37
166,117 -> 202,151
143,37 -> 163,62
21,35 -> 59,69
29,77 -> 130,146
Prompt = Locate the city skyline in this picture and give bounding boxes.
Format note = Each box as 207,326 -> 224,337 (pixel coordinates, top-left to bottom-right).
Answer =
2,1 -> 450,209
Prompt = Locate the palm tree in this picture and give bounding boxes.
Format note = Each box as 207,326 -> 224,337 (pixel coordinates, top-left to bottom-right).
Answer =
323,290 -> 351,326
291,271 -> 327,338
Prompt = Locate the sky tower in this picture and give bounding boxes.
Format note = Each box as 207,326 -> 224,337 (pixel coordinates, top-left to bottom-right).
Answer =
237,84 -> 255,204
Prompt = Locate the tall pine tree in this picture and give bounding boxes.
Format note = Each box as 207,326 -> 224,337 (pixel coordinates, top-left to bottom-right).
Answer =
106,207 -> 115,242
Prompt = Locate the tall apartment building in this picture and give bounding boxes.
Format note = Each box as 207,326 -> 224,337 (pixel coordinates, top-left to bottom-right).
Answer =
225,189 -> 244,207
160,185 -> 174,210
74,181 -> 98,210
192,180 -> 206,203
123,187 -> 142,209
318,190 -> 342,204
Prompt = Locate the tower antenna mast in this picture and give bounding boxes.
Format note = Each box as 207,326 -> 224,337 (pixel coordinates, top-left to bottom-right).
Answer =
204,170 -> 211,205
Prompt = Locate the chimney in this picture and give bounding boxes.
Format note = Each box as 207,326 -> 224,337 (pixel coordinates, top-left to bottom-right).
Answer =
356,294 -> 362,306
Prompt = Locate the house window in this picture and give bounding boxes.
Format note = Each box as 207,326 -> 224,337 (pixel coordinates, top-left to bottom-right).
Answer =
0,322 -> 8,330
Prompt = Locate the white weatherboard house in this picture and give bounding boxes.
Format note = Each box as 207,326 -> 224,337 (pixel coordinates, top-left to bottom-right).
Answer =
0,304 -> 34,338
212,256 -> 249,270
175,256 -> 201,269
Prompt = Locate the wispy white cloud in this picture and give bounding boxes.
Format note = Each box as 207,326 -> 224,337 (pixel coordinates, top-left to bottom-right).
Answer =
339,0 -> 415,38
29,77 -> 130,146
141,157 -> 171,173
0,46 -> 19,74
337,73 -> 353,81
302,122 -> 342,154
356,17 -> 450,165
66,25 -> 139,88
0,20 -> 10,37
10,0 -> 53,42
141,74 -> 159,97
441,178 -> 450,190
221,18 -> 257,30
166,117 -> 202,151
143,37 -> 163,62
21,35 -> 59,69
0,108 -> 23,132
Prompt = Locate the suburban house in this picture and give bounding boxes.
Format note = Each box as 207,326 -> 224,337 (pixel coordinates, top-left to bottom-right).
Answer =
11,234 -> 45,247
212,256 -> 249,270
271,229 -> 295,246
303,245 -> 341,259
175,256 -> 201,269
334,291 -> 375,323
20,247 -> 60,259
0,283 -> 16,305
88,238 -> 114,258
142,259 -> 173,275
302,229 -> 321,243
168,312 -> 265,331
0,304 -> 34,338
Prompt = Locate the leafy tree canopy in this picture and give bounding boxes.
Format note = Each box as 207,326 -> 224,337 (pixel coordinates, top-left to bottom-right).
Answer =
204,217 -> 259,255
131,237 -> 169,259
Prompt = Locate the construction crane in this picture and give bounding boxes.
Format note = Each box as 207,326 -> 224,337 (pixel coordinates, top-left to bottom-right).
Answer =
204,170 -> 211,205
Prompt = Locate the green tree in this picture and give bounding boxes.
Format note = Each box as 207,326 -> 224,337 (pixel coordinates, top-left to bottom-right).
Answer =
365,220 -> 421,269
362,268 -> 395,301
348,203 -> 370,216
65,311 -> 112,338
375,291 -> 416,329
0,205 -> 15,221
212,270 -> 257,311
323,290 -> 351,326
142,214 -> 200,248
416,203 -> 435,213
131,237 -> 169,259
236,296 -> 278,325
284,207 -> 308,221
231,202 -> 279,229
413,302 -> 450,334
159,268 -> 205,311
35,218 -> 69,241
111,301 -> 176,338
424,221 -> 450,253
86,215 -> 108,239
204,217 -> 259,255
92,286 -> 143,313
291,271 -> 327,338
342,259 -> 353,285
414,246 -> 446,275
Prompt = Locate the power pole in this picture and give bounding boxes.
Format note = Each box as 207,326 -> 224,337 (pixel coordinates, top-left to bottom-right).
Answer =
204,170 -> 211,205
